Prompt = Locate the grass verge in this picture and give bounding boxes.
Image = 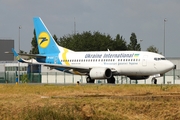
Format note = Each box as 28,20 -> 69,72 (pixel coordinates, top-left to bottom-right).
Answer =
0,84 -> 180,120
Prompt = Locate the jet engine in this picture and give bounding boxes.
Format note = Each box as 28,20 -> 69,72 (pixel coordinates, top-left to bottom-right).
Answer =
89,68 -> 112,79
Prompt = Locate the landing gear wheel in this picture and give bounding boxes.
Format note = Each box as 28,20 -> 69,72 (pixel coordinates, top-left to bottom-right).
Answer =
86,77 -> 91,83
154,78 -> 157,84
107,76 -> 115,84
151,78 -> 157,84
86,77 -> 95,83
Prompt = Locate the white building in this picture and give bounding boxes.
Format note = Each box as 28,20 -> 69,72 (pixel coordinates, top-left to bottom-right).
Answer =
0,61 -> 28,83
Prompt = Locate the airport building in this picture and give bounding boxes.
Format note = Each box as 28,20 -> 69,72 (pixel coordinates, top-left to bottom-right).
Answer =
0,39 -> 14,61
0,61 -> 86,84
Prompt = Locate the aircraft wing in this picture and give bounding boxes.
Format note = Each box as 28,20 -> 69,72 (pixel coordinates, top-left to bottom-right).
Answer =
31,63 -> 117,77
12,48 -> 118,74
42,63 -> 90,73
33,62 -> 118,75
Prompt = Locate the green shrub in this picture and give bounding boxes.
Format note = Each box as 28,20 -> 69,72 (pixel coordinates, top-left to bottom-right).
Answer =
21,74 -> 29,83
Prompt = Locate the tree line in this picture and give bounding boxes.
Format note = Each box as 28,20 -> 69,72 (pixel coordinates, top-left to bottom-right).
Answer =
29,30 -> 158,54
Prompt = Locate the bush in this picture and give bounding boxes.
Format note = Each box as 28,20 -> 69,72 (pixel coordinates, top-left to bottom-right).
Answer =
21,74 -> 29,83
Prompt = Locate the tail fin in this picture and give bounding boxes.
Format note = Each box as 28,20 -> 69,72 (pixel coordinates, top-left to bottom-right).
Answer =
33,17 -> 60,54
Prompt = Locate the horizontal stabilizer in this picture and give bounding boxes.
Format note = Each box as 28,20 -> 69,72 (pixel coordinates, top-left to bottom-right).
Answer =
19,53 -> 46,58
11,48 -> 24,62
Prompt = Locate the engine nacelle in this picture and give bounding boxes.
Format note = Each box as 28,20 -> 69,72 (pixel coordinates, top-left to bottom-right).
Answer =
128,76 -> 149,80
89,68 -> 112,79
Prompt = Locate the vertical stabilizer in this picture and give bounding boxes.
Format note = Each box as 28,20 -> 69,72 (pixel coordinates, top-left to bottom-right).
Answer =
33,17 -> 60,54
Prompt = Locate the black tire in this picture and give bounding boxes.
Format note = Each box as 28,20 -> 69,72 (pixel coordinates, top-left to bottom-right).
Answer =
86,77 -> 91,83
154,79 -> 157,84
107,76 -> 115,84
90,79 -> 95,83
86,77 -> 95,83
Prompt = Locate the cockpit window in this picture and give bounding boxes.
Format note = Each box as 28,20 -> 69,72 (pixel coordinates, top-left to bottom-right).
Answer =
154,57 -> 166,61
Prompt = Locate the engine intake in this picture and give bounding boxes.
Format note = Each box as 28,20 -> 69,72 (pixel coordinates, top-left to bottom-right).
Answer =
89,68 -> 112,79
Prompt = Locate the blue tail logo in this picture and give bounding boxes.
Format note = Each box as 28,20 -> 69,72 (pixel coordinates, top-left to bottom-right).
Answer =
38,32 -> 50,48
33,17 -> 60,54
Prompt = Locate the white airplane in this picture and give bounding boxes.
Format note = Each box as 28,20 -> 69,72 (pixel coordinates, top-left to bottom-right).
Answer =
12,17 -> 174,83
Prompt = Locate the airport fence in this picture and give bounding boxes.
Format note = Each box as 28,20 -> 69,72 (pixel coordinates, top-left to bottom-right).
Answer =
0,69 -> 179,84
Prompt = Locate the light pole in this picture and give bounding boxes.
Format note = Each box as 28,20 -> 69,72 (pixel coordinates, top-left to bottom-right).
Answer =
18,26 -> 22,83
164,18 -> 167,56
163,18 -> 167,84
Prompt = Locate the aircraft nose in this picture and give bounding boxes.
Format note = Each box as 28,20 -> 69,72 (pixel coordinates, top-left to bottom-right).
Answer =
167,61 -> 175,71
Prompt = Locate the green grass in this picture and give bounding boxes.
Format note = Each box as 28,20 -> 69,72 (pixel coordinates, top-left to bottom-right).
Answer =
0,84 -> 180,120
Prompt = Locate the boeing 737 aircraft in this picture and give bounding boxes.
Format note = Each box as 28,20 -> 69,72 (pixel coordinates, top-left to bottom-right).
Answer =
12,17 -> 174,83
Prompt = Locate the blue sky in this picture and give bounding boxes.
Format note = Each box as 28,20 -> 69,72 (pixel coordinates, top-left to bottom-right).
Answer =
1,0 -> 180,57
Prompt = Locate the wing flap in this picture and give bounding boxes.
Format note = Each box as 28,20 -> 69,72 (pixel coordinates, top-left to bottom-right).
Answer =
44,64 -> 90,72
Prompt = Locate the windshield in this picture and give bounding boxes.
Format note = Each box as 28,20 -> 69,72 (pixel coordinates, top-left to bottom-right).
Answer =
154,57 -> 166,61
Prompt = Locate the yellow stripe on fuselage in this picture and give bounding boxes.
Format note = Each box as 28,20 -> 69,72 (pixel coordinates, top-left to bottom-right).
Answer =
62,48 -> 70,65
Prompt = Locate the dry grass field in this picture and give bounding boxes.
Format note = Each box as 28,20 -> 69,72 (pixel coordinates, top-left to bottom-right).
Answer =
0,84 -> 180,120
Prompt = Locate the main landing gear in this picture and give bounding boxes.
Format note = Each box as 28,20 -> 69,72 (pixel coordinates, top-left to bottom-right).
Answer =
86,76 -> 115,84
151,77 -> 157,84
107,76 -> 115,84
86,76 -> 95,83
